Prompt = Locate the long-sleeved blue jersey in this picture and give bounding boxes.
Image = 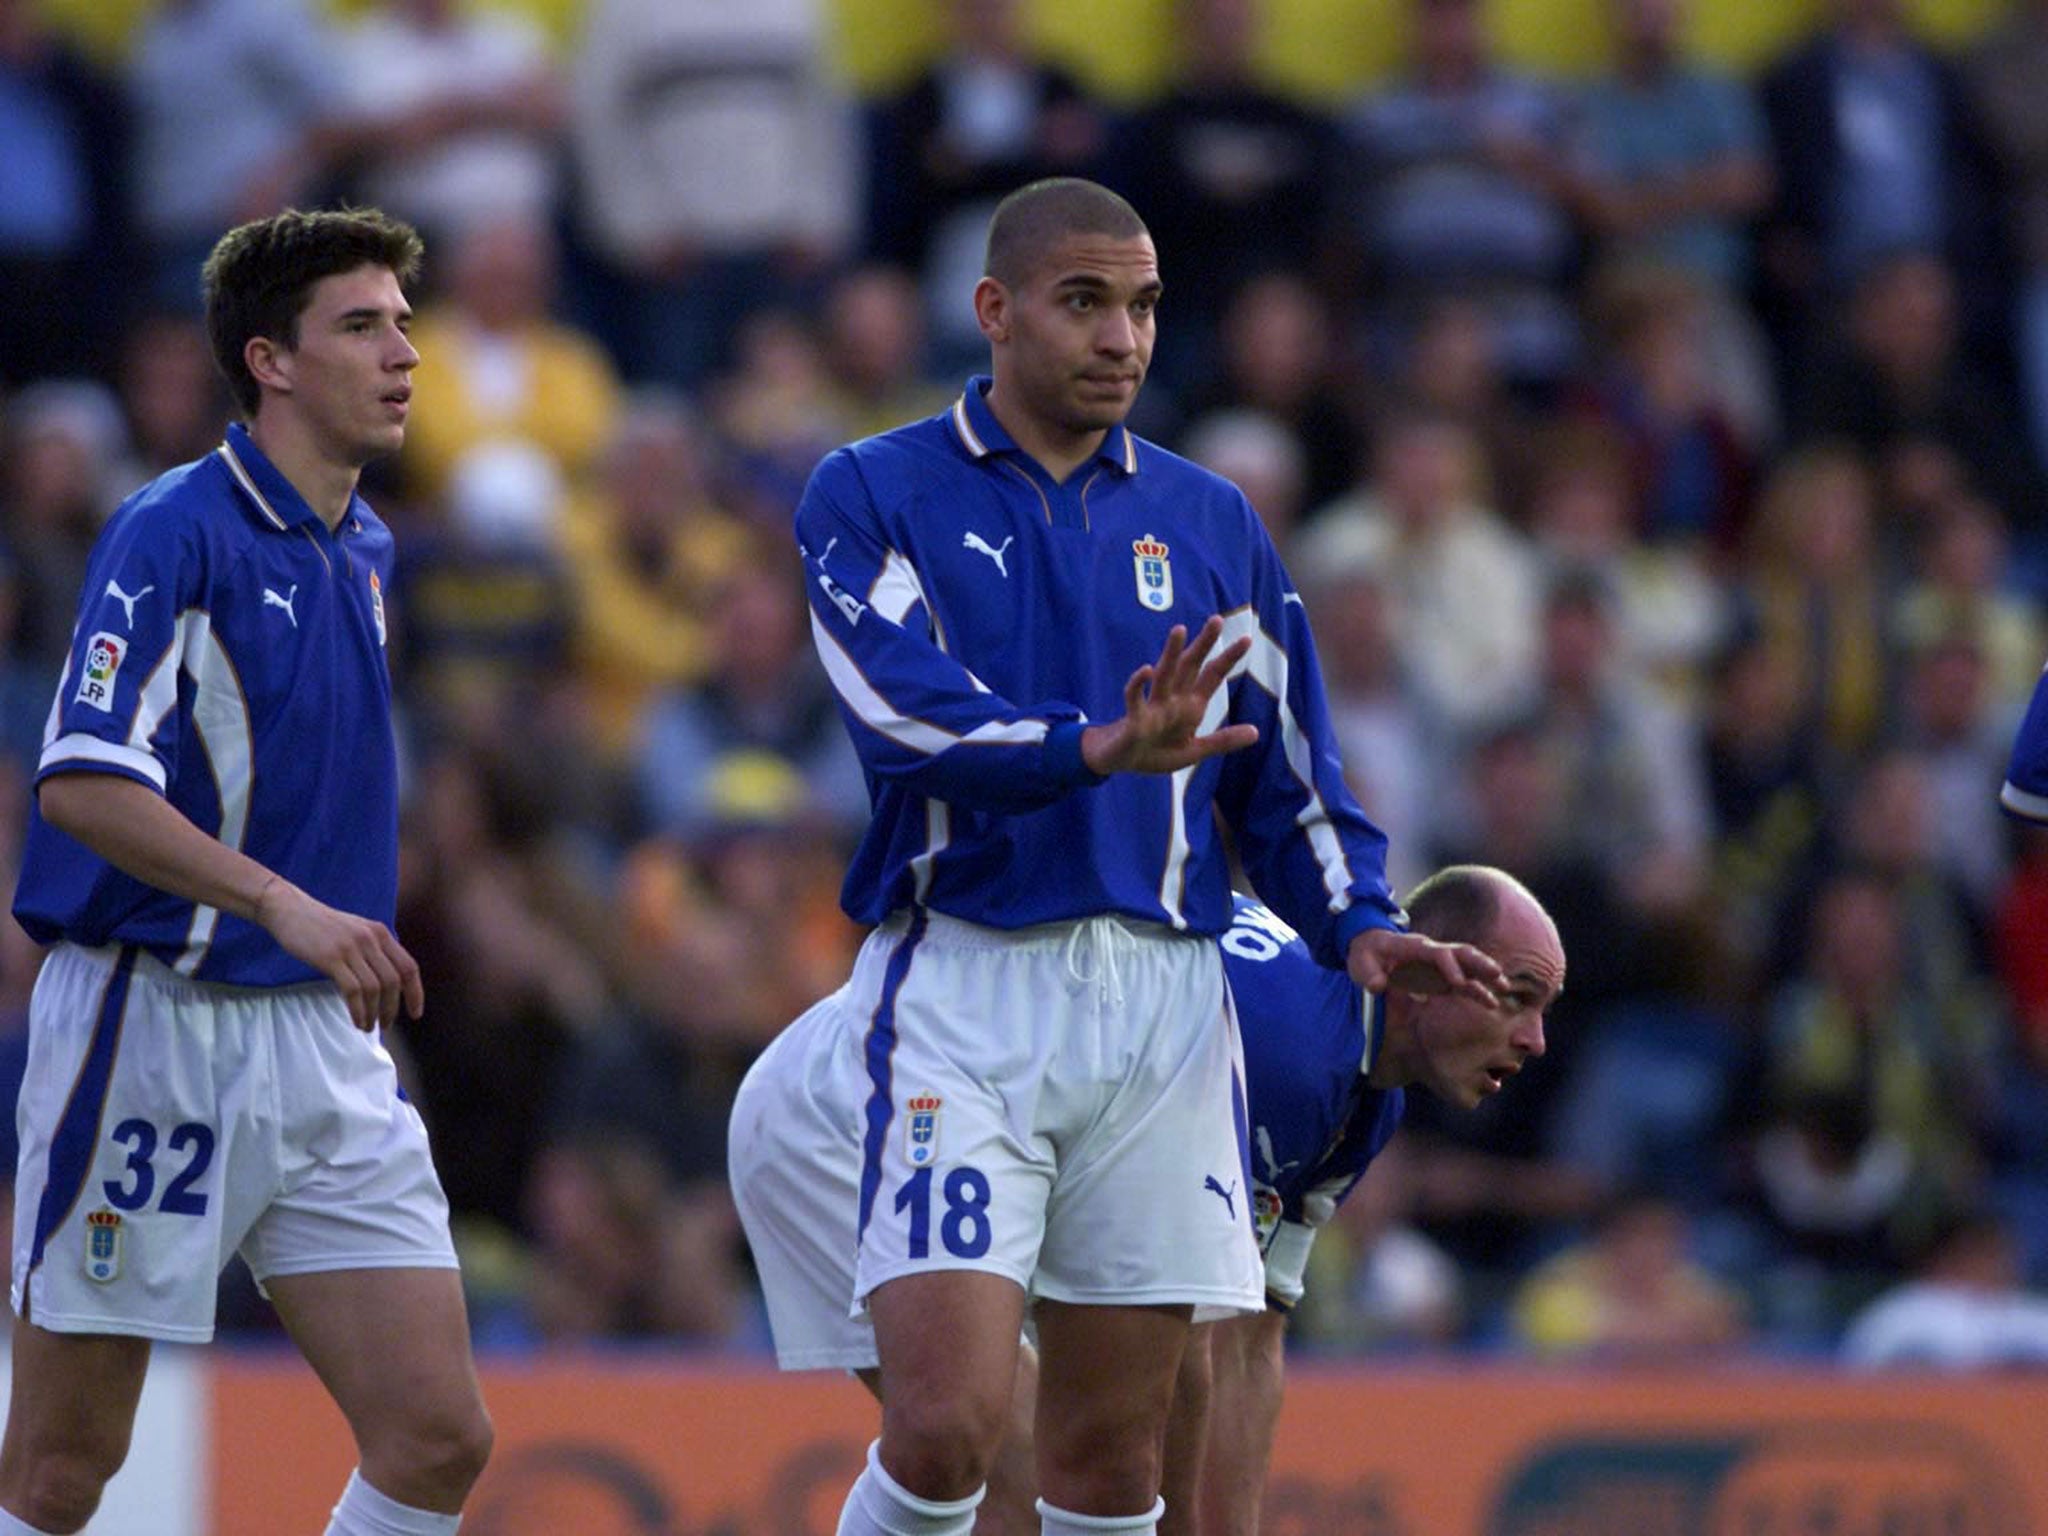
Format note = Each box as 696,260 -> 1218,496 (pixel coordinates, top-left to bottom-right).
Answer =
1226,895 -> 1404,1309
2003,661 -> 2048,823
796,378 -> 1402,966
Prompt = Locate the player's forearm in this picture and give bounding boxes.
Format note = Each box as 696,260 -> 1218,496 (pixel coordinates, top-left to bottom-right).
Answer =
38,772 -> 284,925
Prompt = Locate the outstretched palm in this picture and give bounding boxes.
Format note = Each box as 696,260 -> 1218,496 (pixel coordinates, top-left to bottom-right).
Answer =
1081,617 -> 1260,777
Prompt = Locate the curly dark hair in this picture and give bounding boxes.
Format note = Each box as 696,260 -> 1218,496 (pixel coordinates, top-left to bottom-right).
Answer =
201,207 -> 423,416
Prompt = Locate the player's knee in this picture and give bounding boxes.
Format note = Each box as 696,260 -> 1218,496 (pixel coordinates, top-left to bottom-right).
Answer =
368,1396 -> 493,1500
8,1439 -> 127,1534
1040,1417 -> 1164,1512
879,1391 -> 1006,1500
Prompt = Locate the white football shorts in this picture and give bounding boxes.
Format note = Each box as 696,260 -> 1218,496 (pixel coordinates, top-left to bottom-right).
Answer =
733,908 -> 1264,1338
12,942 -> 458,1342
728,989 -> 877,1369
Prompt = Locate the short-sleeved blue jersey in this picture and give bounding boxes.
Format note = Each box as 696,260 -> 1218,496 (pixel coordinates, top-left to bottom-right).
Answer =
12,424 -> 400,987
1225,895 -> 1404,1308
796,379 -> 1402,967
2002,662 -> 2048,824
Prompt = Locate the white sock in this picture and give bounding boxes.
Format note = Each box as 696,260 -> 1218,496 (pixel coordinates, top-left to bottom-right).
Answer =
324,1469 -> 462,1536
835,1439 -> 984,1536
1036,1496 -> 1165,1535
0,1506 -> 61,1536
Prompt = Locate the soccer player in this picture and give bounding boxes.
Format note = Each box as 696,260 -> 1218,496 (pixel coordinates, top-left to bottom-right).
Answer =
793,175 -> 1503,1536
731,865 -> 1565,1536
0,210 -> 491,1536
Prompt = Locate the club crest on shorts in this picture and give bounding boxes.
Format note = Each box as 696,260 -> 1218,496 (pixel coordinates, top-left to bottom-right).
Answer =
75,632 -> 126,711
1132,534 -> 1173,612
905,1093 -> 941,1166
84,1208 -> 122,1284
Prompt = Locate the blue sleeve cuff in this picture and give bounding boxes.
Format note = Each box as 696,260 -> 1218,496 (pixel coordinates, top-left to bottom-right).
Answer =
1333,896 -> 1404,958
1043,720 -> 1106,790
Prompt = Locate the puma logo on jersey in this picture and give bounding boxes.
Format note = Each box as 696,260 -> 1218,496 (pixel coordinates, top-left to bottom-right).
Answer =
1255,1126 -> 1300,1183
1203,1174 -> 1238,1220
963,532 -> 1014,577
263,585 -> 298,627
104,579 -> 155,632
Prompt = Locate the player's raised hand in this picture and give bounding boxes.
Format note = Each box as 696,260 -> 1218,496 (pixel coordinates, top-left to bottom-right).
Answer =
255,877 -> 425,1032
1347,927 -> 1504,1006
1080,616 -> 1259,776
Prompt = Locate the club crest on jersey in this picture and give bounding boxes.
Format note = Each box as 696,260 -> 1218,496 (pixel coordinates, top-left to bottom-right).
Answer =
905,1093 -> 941,1166
369,569 -> 387,647
85,1208 -> 122,1283
75,632 -> 126,711
1132,535 -> 1173,611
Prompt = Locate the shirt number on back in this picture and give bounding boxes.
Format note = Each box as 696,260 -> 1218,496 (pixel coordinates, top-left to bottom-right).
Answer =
103,1119 -> 216,1215
894,1165 -> 992,1259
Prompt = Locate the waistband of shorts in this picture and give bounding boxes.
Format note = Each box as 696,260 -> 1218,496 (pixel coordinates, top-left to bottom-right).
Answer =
880,906 -> 1206,954
49,941 -> 339,1004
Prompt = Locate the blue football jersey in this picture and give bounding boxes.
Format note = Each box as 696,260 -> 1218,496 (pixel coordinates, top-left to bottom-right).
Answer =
12,424 -> 401,986
796,379 -> 1401,967
2002,661 -> 2048,823
1224,894 -> 1404,1308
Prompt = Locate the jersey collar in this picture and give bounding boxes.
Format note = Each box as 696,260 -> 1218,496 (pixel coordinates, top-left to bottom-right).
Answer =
950,376 -> 1140,477
216,422 -> 342,532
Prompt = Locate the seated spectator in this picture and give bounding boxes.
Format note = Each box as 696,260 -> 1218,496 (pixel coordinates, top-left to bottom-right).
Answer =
1104,0 -> 1335,390
1331,0 -> 1580,390
1570,0 -> 1776,443
1180,408 -> 1308,544
1893,493 -> 2045,718
1739,445 -> 1890,769
1895,622 -> 2019,915
1570,264 -> 1757,554
558,395 -> 753,760
1511,1191 -> 1748,1360
570,0 -> 856,388
1181,270 -> 1361,515
399,215 -> 622,505
2,380 -> 128,673
1295,534 -> 1444,896
1840,1208 -> 2048,1369
863,0 -> 1107,374
1967,0 -> 2048,477
128,0 -> 351,309
1757,0 -> 2005,386
634,559 -> 867,842
1794,251 -> 2040,538
110,311 -> 229,496
1516,564 -> 1712,918
0,0 -> 131,385
1294,406 -> 1541,733
819,263 -> 953,441
336,0 -> 564,246
1523,419 -> 1727,692
707,307 -> 848,528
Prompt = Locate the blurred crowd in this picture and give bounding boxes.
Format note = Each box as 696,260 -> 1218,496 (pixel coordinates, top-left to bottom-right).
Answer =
6,0 -> 2048,1368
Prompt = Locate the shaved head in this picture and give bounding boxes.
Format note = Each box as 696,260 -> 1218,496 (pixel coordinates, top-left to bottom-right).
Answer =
1404,864 -> 1543,947
985,178 -> 1151,289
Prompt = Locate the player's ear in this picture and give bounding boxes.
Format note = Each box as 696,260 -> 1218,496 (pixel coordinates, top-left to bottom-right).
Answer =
244,335 -> 292,395
974,276 -> 1011,344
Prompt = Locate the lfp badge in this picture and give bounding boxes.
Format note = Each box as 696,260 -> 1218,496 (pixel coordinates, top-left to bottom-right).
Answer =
85,1208 -> 122,1284
905,1093 -> 941,1166
1133,534 -> 1172,611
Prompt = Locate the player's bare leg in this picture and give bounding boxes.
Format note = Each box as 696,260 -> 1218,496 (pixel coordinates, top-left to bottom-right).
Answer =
1157,1323 -> 1213,1536
265,1267 -> 491,1525
856,1337 -> 1038,1536
0,1320 -> 150,1534
1032,1300 -> 1191,1531
844,1270 -> 1027,1534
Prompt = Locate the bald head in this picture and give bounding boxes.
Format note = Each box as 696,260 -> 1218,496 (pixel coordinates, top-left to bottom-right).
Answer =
985,178 -> 1151,289
1403,864 -> 1523,945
